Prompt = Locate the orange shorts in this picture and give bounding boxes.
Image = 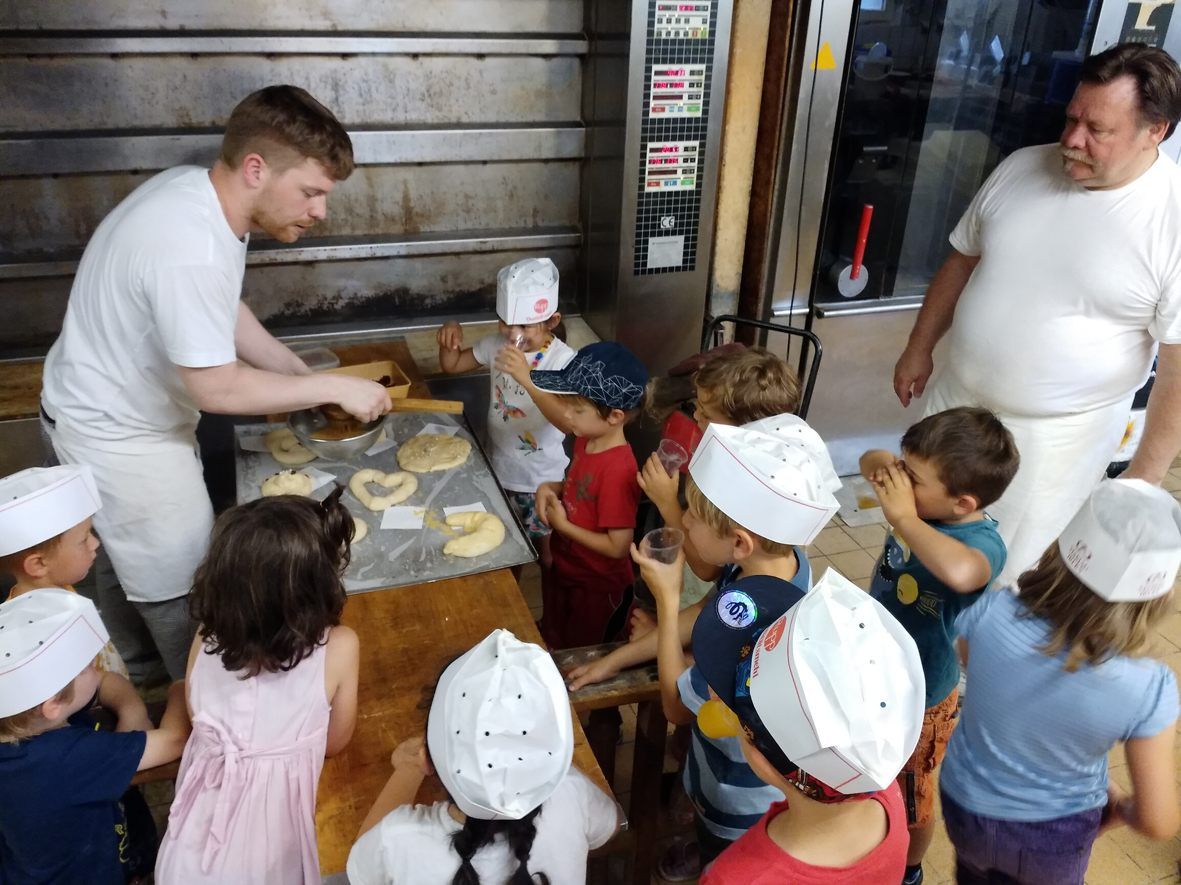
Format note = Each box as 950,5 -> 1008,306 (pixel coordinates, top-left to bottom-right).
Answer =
898,688 -> 959,828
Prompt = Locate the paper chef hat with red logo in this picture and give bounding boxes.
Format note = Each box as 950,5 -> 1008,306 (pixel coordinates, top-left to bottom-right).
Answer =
0,465 -> 101,558
748,570 -> 925,794
496,258 -> 559,326
688,418 -> 840,545
0,588 -> 110,718
1057,478 -> 1181,603
427,629 -> 574,820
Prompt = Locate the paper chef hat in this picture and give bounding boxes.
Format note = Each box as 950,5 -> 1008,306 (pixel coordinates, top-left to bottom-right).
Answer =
688,419 -> 841,545
0,465 -> 101,558
427,629 -> 574,820
1057,478 -> 1181,603
496,258 -> 559,326
748,570 -> 925,794
0,588 -> 110,718
743,413 -> 842,495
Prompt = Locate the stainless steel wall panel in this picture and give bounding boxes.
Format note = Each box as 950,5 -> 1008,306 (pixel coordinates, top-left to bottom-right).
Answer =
1,247 -> 579,353
1,162 -> 581,255
0,35 -> 588,57
1,128 -> 587,177
2,56 -> 582,132
0,0 -> 584,33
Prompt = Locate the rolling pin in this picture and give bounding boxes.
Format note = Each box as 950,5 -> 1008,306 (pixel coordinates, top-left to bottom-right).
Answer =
387,396 -> 464,414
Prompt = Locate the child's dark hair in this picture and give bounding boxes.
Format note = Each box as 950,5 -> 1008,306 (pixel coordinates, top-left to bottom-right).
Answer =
188,484 -> 354,676
451,807 -> 550,885
570,394 -> 641,425
901,407 -> 1019,508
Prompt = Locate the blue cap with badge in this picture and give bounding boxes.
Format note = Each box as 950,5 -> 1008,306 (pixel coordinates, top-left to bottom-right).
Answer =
530,341 -> 648,410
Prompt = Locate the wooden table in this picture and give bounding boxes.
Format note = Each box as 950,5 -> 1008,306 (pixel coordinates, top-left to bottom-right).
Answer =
315,568 -> 613,875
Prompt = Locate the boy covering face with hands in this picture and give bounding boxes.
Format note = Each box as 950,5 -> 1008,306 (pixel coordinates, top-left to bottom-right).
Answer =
860,406 -> 1019,885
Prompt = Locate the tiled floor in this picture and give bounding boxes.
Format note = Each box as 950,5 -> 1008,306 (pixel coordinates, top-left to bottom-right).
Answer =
524,457 -> 1181,885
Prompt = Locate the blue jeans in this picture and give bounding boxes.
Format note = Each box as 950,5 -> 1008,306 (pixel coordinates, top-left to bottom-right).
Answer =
941,791 -> 1102,885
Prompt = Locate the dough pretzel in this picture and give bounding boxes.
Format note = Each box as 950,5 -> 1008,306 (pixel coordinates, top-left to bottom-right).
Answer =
396,433 -> 471,473
352,517 -> 369,543
261,469 -> 313,497
264,427 -> 316,465
443,512 -> 506,558
349,468 -> 418,511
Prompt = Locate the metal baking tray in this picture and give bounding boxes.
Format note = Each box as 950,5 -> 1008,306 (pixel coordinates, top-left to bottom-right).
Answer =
234,412 -> 536,593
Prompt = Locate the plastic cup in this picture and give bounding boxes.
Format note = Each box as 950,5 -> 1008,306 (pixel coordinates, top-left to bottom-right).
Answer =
640,526 -> 684,564
656,438 -> 689,475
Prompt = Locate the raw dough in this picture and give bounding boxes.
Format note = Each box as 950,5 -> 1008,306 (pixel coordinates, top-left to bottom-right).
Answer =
352,517 -> 369,543
261,469 -> 313,497
264,427 -> 316,465
396,433 -> 471,473
349,468 -> 418,511
443,512 -> 506,558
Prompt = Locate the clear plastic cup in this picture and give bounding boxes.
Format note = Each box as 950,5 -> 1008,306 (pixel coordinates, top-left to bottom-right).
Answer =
656,438 -> 689,475
639,526 -> 684,564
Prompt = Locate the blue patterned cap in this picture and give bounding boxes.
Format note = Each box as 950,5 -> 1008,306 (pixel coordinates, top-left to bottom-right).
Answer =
530,341 -> 648,410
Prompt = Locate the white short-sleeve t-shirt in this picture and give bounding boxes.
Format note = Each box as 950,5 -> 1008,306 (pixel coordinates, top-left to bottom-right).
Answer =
471,332 -> 576,492
42,166 -> 247,450
345,769 -> 620,885
943,144 -> 1181,417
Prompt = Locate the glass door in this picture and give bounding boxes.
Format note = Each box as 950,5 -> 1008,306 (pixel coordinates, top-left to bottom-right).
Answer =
806,0 -> 1103,308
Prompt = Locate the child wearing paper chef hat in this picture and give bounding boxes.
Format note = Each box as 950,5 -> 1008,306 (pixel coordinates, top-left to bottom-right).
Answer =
938,479 -> 1181,885
436,258 -> 576,563
595,417 -> 841,878
347,629 -> 621,885
0,588 -> 191,884
689,568 -> 925,883
0,464 -> 127,678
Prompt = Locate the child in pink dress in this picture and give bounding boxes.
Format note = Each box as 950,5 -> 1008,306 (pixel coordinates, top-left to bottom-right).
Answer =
155,486 -> 361,885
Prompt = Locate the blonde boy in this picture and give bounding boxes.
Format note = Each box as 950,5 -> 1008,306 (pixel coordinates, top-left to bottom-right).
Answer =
0,465 -> 127,678
0,589 -> 190,883
691,571 -> 925,883
626,420 -> 840,875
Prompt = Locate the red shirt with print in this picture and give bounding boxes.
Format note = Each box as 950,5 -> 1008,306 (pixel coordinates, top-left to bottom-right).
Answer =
700,783 -> 908,885
543,437 -> 640,648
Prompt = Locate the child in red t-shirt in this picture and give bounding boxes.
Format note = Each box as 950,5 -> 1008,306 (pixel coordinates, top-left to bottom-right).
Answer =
690,570 -> 927,884
529,342 -> 648,649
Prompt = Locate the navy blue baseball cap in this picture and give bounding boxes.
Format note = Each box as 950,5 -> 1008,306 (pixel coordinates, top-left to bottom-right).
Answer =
691,576 -> 806,778
530,341 -> 649,410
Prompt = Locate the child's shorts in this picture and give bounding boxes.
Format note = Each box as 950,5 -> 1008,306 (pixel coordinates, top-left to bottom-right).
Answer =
898,687 -> 959,827
940,791 -> 1101,885
507,491 -> 550,540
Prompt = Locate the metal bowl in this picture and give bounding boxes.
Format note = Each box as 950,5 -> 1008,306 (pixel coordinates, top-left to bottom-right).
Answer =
288,408 -> 385,461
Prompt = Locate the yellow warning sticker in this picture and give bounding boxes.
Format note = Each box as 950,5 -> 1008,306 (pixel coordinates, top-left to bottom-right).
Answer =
813,41 -> 837,71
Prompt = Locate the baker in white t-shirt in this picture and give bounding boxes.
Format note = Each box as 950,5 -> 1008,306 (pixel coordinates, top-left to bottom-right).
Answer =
39,86 -> 390,680
893,43 -> 1181,587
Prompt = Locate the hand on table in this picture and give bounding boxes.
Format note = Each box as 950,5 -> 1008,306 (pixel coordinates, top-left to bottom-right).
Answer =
437,321 -> 465,352
333,376 -> 391,422
390,736 -> 432,776
493,345 -> 531,386
868,462 -> 919,528
566,657 -> 622,691
637,453 -> 679,513
630,543 -> 684,611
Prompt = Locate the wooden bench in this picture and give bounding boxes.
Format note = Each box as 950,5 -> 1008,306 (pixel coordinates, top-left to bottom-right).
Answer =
553,643 -> 667,885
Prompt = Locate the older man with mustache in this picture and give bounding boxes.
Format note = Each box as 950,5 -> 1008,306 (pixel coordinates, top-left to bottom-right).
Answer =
893,43 -> 1181,588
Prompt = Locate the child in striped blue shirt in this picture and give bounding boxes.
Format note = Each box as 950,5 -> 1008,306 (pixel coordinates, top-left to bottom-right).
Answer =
630,417 -> 840,878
